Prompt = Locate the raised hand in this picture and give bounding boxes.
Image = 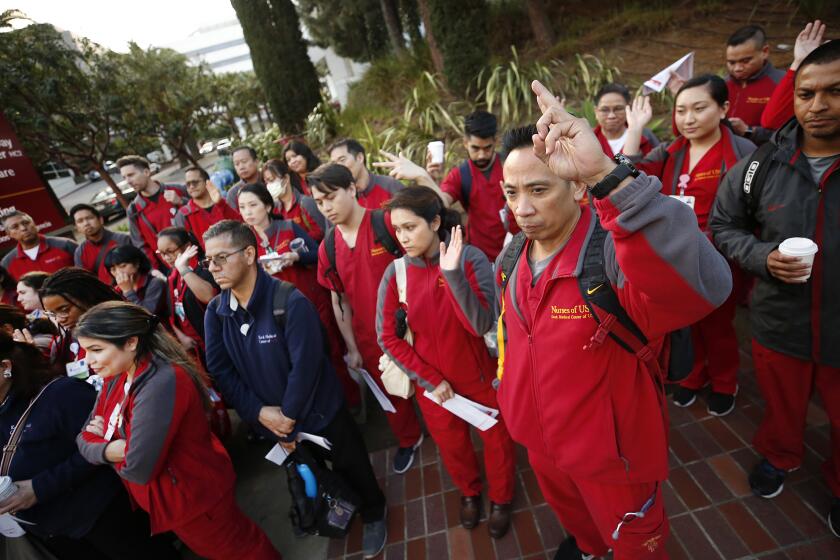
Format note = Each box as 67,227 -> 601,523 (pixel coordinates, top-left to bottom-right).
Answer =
439,226 -> 463,271
175,244 -> 199,275
792,20 -> 826,69
532,80 -> 615,185
625,96 -> 652,132
163,189 -> 182,206
114,269 -> 136,293
374,150 -> 431,182
206,179 -> 222,204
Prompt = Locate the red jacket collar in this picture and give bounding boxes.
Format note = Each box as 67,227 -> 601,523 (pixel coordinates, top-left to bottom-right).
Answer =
17,235 -> 48,258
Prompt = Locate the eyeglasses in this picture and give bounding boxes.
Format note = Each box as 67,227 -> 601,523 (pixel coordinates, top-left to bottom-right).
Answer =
45,304 -> 75,320
596,106 -> 627,116
185,179 -> 206,187
155,244 -> 186,258
200,247 -> 247,268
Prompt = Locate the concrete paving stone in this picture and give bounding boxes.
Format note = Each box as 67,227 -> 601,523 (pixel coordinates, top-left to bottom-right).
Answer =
669,467 -> 712,510
405,498 -> 427,540
669,514 -> 723,560
700,418 -> 744,452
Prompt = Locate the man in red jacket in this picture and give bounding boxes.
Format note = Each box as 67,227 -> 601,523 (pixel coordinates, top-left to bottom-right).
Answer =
119,155 -> 187,270
495,82 -> 732,559
173,167 -> 241,247
328,138 -> 405,209
725,25 -> 786,144
1,211 -> 76,280
71,203 -> 131,284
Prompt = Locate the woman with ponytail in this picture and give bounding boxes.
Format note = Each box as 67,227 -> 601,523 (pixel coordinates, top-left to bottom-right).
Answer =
375,186 -> 516,539
622,74 -> 756,416
75,302 -> 280,560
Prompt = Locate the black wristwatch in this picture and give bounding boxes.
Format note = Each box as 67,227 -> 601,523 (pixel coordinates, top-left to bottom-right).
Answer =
588,154 -> 640,200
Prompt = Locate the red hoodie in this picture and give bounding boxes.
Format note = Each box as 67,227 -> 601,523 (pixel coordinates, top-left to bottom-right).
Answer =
376,244 -> 496,395
495,176 -> 732,483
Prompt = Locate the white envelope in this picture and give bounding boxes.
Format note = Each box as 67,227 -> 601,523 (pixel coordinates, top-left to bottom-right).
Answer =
354,368 -> 397,413
643,52 -> 695,94
265,432 -> 332,467
423,391 -> 499,431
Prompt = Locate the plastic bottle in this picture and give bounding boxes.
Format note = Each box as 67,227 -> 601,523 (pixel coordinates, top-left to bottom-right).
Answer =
296,464 -> 317,498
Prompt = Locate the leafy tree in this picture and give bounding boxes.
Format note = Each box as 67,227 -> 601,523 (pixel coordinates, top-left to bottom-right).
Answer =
0,21 -> 134,206
231,0 -> 321,134
117,44 -> 215,167
297,0 -> 390,62
426,0 -> 489,93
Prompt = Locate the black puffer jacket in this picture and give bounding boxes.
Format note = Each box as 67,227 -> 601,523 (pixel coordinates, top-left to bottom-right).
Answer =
710,118 -> 840,366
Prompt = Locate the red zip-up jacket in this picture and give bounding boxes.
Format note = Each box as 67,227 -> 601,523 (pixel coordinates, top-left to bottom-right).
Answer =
495,175 -> 732,483
760,68 -> 795,130
1,236 -> 77,281
77,356 -> 235,532
376,244 -> 496,395
127,184 -> 188,266
172,198 -> 241,248
593,126 -> 660,158
726,62 -> 786,144
74,229 -> 132,285
279,191 -> 328,242
357,172 -> 405,210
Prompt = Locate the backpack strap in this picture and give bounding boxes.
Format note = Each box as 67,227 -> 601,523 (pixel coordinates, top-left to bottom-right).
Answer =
394,257 -> 408,304
741,141 -> 776,224
459,160 -> 472,210
271,280 -> 296,332
499,232 -> 527,292
577,218 -> 653,361
370,210 -> 401,258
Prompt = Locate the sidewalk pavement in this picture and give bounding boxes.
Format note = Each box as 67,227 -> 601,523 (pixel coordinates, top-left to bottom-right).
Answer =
316,329 -> 838,559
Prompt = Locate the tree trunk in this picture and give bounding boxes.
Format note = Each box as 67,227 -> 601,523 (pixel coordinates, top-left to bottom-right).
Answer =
525,0 -> 555,51
380,0 -> 405,54
416,0 -> 444,75
98,164 -> 130,208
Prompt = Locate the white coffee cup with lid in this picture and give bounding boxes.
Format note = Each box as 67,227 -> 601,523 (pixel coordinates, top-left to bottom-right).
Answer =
778,237 -> 818,282
427,141 -> 445,165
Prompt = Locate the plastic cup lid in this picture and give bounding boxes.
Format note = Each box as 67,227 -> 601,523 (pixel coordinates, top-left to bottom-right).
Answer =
779,237 -> 818,256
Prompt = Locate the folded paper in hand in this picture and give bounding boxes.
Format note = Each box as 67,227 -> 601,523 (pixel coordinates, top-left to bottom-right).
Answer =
643,52 -> 694,94
265,432 -> 332,467
423,391 -> 499,431
354,368 -> 397,413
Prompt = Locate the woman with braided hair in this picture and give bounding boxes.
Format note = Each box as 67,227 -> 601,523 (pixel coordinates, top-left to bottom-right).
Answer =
39,267 -> 123,375
76,301 -> 280,560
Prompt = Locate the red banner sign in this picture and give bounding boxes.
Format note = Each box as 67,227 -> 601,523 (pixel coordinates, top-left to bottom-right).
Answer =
0,112 -> 68,249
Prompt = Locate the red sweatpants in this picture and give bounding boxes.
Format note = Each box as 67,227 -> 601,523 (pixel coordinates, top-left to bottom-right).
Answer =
174,490 -> 281,560
416,383 -> 515,504
752,339 -> 840,496
361,345 -> 423,449
529,452 -> 668,560
680,288 -> 739,394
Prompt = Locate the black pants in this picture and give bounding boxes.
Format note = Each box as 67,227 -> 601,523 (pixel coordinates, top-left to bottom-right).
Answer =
37,490 -> 179,560
306,405 -> 387,523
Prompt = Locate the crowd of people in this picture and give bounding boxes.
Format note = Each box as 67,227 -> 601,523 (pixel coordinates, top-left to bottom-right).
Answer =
0,19 -> 836,560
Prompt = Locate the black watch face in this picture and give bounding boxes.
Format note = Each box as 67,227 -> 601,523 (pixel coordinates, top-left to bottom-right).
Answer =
614,154 -> 639,176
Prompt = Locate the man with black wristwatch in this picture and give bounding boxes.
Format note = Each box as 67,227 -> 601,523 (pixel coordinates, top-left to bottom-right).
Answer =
493,81 -> 733,560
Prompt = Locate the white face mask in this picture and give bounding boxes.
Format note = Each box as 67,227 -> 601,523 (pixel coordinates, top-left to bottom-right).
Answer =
267,179 -> 287,199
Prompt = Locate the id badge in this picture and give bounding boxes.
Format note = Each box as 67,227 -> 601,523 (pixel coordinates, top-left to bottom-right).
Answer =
670,194 -> 696,209
66,358 -> 90,379
326,497 -> 355,530
175,302 -> 186,322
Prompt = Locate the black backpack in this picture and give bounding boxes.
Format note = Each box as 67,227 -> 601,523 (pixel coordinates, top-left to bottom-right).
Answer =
322,209 -> 401,292
285,443 -> 360,538
498,217 -> 693,384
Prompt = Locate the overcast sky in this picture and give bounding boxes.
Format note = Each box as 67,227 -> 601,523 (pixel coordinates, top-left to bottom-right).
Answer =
4,0 -> 238,51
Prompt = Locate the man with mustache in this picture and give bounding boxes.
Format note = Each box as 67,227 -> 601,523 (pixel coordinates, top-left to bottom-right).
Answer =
711,39 -> 840,536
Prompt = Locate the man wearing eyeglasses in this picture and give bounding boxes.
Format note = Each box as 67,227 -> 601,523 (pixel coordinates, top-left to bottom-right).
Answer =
592,83 -> 660,159
173,167 -> 241,249
202,219 -> 388,559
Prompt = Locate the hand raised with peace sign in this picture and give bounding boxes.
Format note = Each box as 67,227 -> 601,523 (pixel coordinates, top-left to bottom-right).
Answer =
531,80 -> 616,185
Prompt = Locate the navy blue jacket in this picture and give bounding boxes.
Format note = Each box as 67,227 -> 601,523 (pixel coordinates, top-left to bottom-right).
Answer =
0,376 -> 121,538
205,268 -> 343,440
